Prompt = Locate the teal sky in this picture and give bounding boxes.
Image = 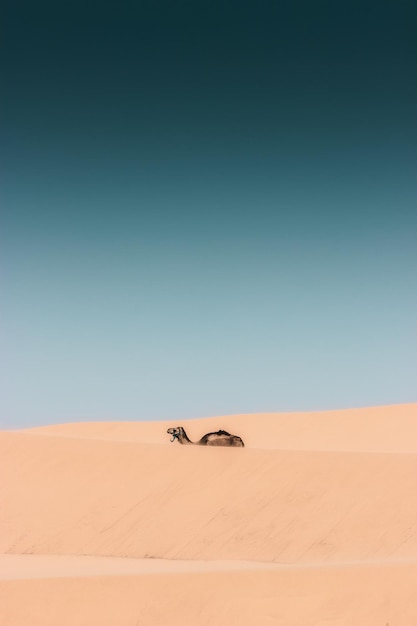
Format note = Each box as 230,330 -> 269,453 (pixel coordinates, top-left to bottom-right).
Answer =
2,1 -> 416,427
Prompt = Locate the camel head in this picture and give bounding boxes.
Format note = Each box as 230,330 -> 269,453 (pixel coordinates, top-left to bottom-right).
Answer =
167,427 -> 182,442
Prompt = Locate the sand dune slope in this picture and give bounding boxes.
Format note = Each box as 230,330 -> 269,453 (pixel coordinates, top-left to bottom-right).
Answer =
2,561 -> 417,626
1,431 -> 417,562
24,403 -> 417,452
1,404 -> 417,625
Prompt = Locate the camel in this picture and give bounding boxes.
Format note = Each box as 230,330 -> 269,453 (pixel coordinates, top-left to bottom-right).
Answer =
167,426 -> 244,447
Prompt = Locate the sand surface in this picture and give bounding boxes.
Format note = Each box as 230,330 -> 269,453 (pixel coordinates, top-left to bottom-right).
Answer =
1,403 -> 416,625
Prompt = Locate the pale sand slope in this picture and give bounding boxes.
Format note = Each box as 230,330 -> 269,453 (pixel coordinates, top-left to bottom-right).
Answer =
2,562 -> 417,626
24,402 -> 417,452
1,403 -> 417,625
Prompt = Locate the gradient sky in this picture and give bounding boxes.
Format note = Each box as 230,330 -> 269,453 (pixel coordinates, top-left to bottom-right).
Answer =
2,1 -> 416,427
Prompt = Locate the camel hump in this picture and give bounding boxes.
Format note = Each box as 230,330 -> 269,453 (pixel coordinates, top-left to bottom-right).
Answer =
215,429 -> 231,436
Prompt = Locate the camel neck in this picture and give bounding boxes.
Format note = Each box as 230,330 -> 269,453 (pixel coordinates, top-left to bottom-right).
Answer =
179,429 -> 193,444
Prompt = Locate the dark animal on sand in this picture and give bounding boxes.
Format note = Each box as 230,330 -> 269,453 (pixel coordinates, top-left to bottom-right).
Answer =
167,426 -> 244,447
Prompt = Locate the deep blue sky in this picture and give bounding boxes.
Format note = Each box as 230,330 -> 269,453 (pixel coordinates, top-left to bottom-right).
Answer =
2,1 -> 416,427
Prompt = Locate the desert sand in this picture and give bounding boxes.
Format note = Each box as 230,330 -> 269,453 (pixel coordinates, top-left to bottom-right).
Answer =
1,403 -> 416,625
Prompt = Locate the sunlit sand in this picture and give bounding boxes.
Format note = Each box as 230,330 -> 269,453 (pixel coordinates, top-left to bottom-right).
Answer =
1,404 -> 416,625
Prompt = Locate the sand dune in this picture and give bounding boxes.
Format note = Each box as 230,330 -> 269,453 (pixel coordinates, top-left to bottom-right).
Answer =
1,432 -> 417,562
2,561 -> 417,626
1,404 -> 417,625
23,402 -> 417,452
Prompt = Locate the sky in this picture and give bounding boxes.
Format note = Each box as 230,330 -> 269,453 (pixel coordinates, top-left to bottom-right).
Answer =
2,1 -> 416,428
